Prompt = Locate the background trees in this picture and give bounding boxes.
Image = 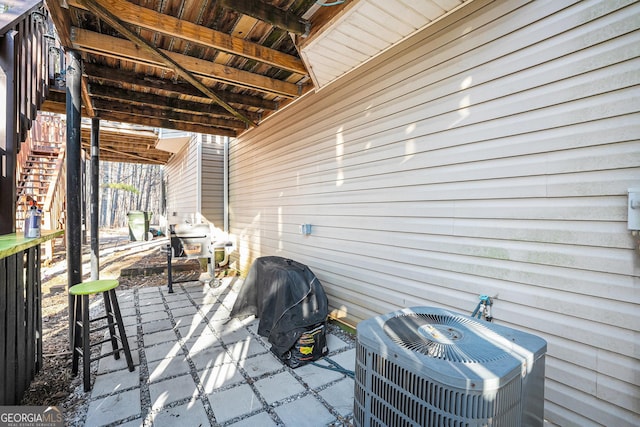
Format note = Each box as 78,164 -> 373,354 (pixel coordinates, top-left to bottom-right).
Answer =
97,161 -> 163,228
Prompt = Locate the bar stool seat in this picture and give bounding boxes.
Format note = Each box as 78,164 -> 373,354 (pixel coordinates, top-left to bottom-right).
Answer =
70,279 -> 134,391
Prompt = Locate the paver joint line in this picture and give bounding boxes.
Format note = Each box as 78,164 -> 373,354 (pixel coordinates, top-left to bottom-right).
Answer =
81,279 -> 356,426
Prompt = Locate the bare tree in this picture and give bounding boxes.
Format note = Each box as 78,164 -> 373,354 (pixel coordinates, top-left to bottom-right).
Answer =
97,160 -> 163,228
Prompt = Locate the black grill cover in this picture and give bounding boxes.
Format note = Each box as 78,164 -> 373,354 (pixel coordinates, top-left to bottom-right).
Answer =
230,256 -> 328,358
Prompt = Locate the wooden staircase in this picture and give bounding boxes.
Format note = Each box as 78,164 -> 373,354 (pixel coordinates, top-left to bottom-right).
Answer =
18,147 -> 60,206
16,113 -> 67,262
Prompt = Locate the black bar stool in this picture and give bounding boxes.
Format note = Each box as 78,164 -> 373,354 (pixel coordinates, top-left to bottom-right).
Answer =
70,279 -> 135,392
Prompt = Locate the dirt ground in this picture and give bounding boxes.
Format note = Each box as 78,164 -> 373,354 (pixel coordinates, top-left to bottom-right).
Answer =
19,229 -> 205,409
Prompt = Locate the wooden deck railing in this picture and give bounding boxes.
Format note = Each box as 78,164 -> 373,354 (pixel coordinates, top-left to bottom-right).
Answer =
42,147 -> 67,261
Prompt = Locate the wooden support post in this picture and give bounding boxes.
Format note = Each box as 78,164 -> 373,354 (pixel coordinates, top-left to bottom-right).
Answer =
66,50 -> 83,347
90,118 -> 100,280
0,31 -> 18,235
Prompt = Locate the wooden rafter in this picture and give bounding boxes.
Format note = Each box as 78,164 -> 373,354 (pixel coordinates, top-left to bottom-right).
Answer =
95,111 -> 238,137
83,63 -> 279,111
71,27 -> 299,98
81,78 -> 95,117
77,0 -> 258,128
87,84 -> 262,122
41,0 -> 327,162
82,143 -> 165,164
219,0 -> 308,36
93,99 -> 247,130
41,93 -> 239,136
67,0 -> 308,75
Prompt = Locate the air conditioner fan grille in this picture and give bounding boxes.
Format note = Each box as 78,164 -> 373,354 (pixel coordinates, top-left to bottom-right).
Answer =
382,313 -> 509,363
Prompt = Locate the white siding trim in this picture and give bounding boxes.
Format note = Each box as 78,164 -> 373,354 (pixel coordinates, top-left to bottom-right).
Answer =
196,134 -> 202,223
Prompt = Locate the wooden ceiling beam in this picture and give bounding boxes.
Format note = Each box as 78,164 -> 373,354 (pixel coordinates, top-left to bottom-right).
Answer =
90,138 -> 157,149
43,86 -> 268,130
41,99 -> 84,116
44,0 -> 73,47
85,138 -> 155,150
93,99 -> 247,130
88,84 -> 261,121
83,64 -> 279,110
95,110 -> 238,137
67,0 -> 308,75
76,0 -> 257,128
219,0 -> 308,36
80,142 -> 167,164
71,27 -> 298,98
82,139 -> 160,154
80,130 -> 158,146
83,126 -> 158,139
80,76 -> 96,117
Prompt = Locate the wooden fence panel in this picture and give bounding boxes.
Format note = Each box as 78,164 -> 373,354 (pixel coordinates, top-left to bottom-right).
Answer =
0,260 -> 6,404
0,246 -> 43,405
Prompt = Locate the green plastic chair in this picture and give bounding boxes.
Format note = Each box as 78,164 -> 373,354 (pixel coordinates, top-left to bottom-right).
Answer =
70,279 -> 134,392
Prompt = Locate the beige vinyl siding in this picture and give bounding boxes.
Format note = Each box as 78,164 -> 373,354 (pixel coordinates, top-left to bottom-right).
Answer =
164,135 -> 199,223
200,135 -> 225,228
229,0 -> 640,425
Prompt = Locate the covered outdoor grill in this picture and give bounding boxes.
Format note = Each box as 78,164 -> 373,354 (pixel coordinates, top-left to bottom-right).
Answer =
165,223 -> 231,292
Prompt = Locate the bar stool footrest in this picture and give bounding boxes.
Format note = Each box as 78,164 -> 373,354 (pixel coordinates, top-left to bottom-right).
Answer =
90,349 -> 134,368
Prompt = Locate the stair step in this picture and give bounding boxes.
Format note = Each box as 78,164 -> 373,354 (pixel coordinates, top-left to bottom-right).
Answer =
26,157 -> 58,165
18,195 -> 46,200
18,186 -> 50,190
18,179 -> 51,184
21,167 -> 58,172
19,175 -> 55,179
27,152 -> 58,157
22,175 -> 58,179
20,176 -> 57,181
28,153 -> 58,158
26,153 -> 57,157
31,146 -> 60,155
22,171 -> 58,175
21,168 -> 58,172
18,182 -> 49,186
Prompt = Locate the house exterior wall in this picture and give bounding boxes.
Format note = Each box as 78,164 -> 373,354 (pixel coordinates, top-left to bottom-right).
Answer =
164,134 -> 199,224
200,134 -> 226,228
228,0 -> 640,425
165,134 -> 226,227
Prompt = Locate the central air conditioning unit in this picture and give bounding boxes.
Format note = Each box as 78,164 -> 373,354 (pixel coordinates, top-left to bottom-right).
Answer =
354,307 -> 547,427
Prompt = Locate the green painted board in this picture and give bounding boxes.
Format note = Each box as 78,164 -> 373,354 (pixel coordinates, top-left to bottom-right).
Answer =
0,230 -> 64,259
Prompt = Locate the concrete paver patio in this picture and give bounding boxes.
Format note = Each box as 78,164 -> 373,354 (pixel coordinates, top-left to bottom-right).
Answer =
80,277 -> 356,427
